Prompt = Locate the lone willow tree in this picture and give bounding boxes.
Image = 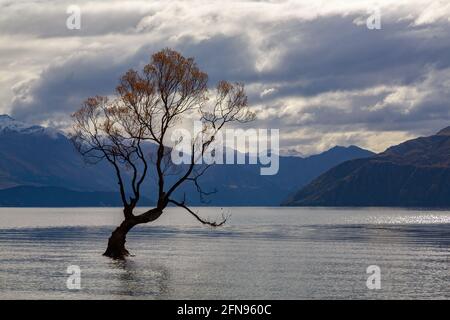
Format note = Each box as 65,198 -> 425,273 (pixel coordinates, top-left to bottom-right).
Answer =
72,49 -> 255,259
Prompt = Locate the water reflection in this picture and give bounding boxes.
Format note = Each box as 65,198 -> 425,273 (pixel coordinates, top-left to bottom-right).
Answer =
108,259 -> 171,299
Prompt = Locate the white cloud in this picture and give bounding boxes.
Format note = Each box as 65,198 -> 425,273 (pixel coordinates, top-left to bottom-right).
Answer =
260,88 -> 277,98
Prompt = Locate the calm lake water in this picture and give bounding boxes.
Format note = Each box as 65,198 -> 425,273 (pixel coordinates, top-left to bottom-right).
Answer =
0,207 -> 448,299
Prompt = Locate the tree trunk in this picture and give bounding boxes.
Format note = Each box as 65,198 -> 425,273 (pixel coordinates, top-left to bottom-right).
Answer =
103,207 -> 164,259
103,219 -> 136,259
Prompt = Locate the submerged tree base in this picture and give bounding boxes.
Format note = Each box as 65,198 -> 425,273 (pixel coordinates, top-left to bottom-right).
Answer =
103,222 -> 134,260
103,246 -> 130,260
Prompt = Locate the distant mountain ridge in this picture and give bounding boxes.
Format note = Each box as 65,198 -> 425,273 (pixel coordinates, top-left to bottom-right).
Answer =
283,126 -> 450,207
0,114 -> 60,137
0,115 -> 374,206
0,186 -> 154,207
174,144 -> 374,206
0,115 -> 117,191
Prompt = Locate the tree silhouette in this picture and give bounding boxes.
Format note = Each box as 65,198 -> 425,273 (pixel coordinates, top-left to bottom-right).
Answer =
71,49 -> 255,259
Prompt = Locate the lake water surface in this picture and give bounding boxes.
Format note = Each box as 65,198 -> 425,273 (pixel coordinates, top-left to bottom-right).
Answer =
0,207 -> 448,299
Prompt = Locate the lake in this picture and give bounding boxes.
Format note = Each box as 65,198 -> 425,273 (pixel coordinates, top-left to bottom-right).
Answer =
0,207 -> 448,299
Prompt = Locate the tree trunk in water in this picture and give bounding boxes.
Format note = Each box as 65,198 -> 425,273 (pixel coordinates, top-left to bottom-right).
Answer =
103,219 -> 136,259
103,207 -> 164,259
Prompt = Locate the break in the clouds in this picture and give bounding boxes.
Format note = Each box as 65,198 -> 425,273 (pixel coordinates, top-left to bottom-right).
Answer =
1,0 -> 450,155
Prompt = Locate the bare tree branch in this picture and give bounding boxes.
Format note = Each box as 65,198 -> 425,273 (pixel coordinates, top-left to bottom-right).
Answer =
168,199 -> 229,227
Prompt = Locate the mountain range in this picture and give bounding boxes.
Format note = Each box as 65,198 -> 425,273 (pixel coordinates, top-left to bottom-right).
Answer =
283,126 -> 450,207
0,186 -> 153,207
0,114 -> 374,206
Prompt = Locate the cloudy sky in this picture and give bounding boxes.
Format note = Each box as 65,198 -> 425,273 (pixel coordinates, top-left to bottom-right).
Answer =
1,0 -> 450,155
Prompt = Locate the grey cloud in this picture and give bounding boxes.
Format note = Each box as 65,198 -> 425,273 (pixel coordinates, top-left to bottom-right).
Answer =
10,34 -> 260,124
11,51 -> 134,124
0,1 -> 151,38
4,0 -> 450,154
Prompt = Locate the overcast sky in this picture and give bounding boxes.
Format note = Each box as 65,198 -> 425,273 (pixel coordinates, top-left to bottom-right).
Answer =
1,0 -> 450,155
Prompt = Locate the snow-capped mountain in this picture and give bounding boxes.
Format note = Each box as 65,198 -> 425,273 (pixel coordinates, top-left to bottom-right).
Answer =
0,115 -> 374,205
0,114 -> 62,138
0,115 -> 117,191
